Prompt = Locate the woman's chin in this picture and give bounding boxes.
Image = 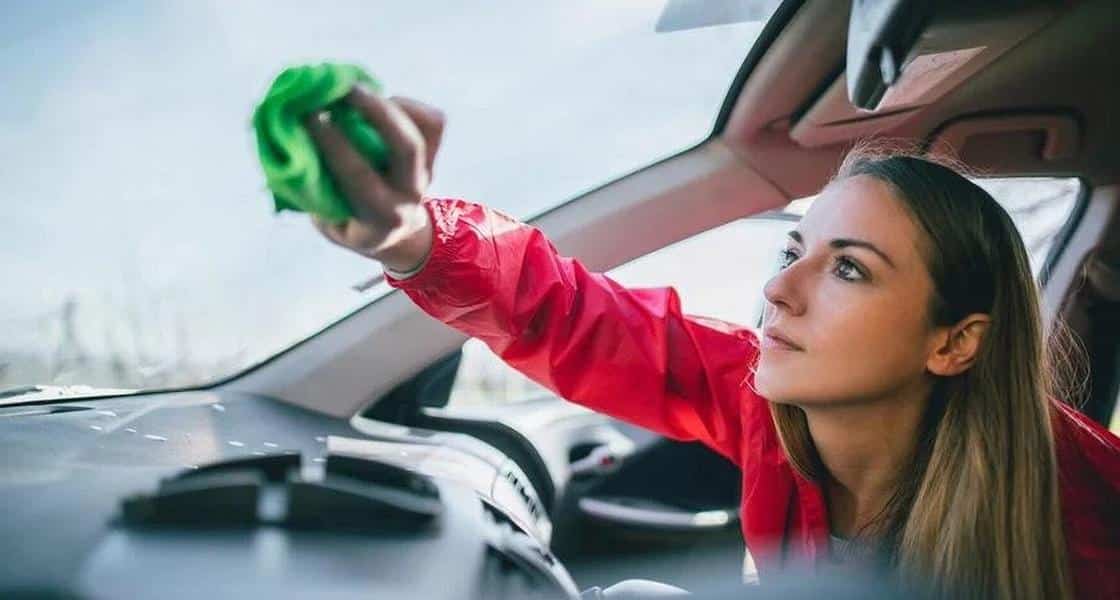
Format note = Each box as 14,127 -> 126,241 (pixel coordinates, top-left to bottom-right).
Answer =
753,363 -> 792,402
754,355 -> 818,404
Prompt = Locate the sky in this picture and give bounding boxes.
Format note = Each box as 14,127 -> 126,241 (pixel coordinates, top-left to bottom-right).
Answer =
0,1 -> 769,388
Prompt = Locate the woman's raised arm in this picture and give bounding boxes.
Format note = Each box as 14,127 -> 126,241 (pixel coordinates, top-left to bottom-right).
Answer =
305,89 -> 760,463
385,198 -> 759,462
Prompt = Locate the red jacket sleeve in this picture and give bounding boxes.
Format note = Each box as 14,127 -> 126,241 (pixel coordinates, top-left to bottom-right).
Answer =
1051,401 -> 1120,598
385,198 -> 760,463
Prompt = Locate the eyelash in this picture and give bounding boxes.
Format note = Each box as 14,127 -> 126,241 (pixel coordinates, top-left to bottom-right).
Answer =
777,248 -> 867,282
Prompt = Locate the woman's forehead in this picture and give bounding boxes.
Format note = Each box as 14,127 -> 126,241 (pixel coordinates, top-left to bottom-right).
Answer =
797,176 -> 926,264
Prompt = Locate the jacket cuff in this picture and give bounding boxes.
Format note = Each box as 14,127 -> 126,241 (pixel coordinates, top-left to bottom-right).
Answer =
384,197 -> 469,290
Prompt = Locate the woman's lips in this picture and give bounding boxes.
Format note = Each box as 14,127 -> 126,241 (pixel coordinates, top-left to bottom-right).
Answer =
761,328 -> 804,351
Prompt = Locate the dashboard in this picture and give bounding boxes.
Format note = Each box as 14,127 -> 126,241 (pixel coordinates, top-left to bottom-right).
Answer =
0,389 -> 579,599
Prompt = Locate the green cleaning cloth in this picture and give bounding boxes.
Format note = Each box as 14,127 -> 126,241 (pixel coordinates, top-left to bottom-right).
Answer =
252,63 -> 391,222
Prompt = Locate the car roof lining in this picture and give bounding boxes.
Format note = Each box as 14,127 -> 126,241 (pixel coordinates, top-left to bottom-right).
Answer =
720,0 -> 1120,196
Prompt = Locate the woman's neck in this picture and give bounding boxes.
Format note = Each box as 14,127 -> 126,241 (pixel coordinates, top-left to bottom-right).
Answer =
803,386 -> 929,539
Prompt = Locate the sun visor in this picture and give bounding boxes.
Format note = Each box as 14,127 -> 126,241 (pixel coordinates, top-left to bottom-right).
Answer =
791,0 -> 1067,149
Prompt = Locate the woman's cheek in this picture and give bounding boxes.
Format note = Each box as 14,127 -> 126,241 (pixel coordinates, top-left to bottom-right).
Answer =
753,298 -> 887,404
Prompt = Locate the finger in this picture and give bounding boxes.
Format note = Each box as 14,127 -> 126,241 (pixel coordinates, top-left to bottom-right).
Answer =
311,214 -> 348,246
347,85 -> 427,194
304,111 -> 388,222
322,217 -> 383,257
389,96 -> 444,176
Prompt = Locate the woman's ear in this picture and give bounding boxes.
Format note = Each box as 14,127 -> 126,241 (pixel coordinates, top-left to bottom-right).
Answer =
926,313 -> 992,376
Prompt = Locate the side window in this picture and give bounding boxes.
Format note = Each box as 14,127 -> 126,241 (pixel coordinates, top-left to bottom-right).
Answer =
446,176 -> 1082,409
446,215 -> 797,408
972,177 -> 1081,277
449,338 -> 554,408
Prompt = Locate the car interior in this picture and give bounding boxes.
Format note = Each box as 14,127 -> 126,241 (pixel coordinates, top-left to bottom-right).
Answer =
3,0 -> 1119,598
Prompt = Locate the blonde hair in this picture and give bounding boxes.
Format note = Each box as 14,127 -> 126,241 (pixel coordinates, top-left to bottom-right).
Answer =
769,141 -> 1076,599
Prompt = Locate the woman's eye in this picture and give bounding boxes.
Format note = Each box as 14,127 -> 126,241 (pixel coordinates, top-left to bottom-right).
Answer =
778,248 -> 798,269
834,257 -> 866,282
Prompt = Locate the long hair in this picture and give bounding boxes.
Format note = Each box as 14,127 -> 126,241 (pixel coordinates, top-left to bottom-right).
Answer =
769,142 -> 1075,599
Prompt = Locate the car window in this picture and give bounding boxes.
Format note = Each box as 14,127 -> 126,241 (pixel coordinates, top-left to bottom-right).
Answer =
0,2 -> 778,396
446,177 -> 1082,408
974,177 -> 1082,277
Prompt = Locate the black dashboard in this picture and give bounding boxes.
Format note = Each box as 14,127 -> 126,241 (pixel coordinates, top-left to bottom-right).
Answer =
0,389 -> 578,599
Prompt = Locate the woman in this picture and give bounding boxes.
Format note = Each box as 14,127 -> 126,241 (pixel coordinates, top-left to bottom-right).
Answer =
304,88 -> 1120,599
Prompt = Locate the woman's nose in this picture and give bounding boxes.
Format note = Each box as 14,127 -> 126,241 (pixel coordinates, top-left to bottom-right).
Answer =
763,263 -> 807,317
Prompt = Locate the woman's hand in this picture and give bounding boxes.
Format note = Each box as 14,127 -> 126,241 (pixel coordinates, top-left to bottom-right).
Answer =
304,87 -> 445,273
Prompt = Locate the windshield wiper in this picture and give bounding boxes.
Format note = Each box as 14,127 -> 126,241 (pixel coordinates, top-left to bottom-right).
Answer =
0,384 -> 138,407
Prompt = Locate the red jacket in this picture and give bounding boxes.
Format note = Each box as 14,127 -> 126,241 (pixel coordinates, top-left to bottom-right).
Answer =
387,198 -> 1120,598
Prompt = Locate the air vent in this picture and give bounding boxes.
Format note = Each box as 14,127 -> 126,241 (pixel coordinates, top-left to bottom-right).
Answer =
121,452 -> 442,532
481,497 -> 532,538
501,467 -> 542,521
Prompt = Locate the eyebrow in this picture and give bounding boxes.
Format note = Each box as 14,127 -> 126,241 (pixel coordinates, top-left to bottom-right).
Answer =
787,230 -> 896,269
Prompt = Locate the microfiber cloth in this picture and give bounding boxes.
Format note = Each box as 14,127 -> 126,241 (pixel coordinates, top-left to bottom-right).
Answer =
252,63 -> 391,222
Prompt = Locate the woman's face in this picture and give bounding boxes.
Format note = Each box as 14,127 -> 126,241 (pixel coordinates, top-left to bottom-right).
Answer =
754,175 -> 942,407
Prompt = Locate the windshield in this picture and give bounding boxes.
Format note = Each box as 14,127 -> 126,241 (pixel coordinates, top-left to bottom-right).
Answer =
0,2 -> 777,394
